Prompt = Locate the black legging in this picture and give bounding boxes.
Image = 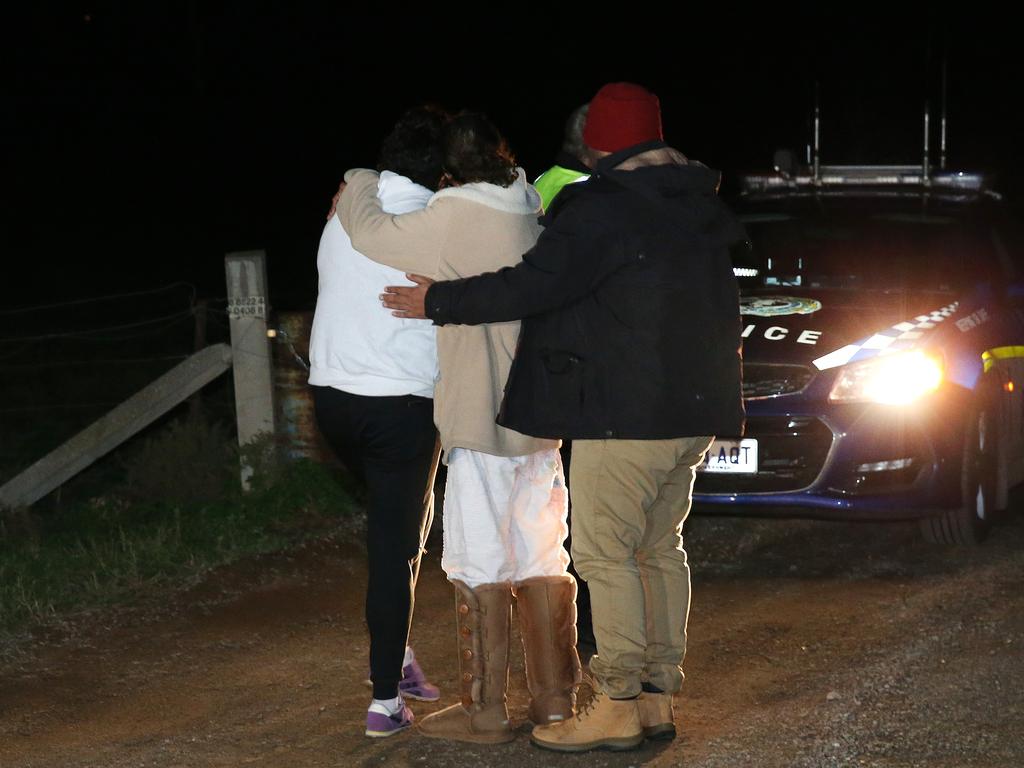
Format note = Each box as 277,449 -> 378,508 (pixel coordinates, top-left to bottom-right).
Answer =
312,385 -> 438,700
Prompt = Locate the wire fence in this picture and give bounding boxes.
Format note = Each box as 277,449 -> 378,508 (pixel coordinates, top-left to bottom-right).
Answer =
0,354 -> 192,371
0,282 -> 198,316
0,279 -> 331,515
0,281 -> 317,433
0,284 -> 227,420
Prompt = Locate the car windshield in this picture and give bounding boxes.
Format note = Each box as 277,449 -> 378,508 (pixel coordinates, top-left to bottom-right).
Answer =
734,203 -> 996,292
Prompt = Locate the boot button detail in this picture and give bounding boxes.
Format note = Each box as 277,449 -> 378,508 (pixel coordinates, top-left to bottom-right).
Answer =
462,649 -> 473,660
458,604 -> 470,615
460,626 -> 472,637
462,672 -> 473,682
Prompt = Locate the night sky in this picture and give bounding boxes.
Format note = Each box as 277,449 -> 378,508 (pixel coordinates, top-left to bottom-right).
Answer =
5,5 -> 1022,313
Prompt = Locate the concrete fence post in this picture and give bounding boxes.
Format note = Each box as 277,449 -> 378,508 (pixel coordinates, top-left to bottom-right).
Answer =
225,251 -> 276,490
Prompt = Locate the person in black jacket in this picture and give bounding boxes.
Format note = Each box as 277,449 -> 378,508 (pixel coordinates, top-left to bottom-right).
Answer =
381,82 -> 746,752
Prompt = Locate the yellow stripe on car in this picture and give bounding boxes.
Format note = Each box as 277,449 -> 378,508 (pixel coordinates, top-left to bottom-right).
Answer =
982,346 -> 1024,373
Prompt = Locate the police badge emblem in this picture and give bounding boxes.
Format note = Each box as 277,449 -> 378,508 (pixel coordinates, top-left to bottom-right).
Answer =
740,296 -> 822,317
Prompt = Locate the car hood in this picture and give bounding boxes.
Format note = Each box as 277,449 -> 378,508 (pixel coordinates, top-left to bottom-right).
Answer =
738,289 -> 961,367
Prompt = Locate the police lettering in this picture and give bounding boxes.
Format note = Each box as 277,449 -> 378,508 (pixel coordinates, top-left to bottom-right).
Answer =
741,324 -> 822,344
956,308 -> 990,332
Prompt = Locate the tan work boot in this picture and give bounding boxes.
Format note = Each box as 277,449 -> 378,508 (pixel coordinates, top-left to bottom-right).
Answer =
514,575 -> 582,724
638,691 -> 676,739
418,581 -> 515,744
530,690 -> 643,752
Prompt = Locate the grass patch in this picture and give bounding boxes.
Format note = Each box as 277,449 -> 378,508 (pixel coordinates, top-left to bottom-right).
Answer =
0,420 -> 361,639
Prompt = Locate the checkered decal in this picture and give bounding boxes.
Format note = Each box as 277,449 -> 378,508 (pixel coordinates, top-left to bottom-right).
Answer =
812,302 -> 960,371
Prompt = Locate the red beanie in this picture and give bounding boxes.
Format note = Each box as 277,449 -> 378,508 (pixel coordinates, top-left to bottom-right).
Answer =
583,82 -> 663,153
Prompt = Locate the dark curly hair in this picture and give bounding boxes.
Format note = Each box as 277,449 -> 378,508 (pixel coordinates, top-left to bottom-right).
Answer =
442,112 -> 518,188
377,105 -> 450,191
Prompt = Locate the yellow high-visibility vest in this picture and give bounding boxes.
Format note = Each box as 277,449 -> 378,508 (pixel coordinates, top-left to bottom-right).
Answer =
533,165 -> 590,212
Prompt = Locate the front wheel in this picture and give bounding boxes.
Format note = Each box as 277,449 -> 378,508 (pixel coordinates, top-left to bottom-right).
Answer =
920,402 -> 997,545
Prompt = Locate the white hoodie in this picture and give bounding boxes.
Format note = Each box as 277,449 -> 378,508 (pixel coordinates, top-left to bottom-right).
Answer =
308,171 -> 437,398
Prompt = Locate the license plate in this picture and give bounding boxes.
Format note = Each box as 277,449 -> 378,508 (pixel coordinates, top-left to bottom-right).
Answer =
700,438 -> 758,473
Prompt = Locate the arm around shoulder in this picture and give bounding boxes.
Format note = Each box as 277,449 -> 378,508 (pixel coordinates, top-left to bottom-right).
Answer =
338,171 -> 445,275
426,198 -> 618,326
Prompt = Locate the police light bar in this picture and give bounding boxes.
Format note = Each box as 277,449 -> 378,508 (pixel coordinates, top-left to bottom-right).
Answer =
740,166 -> 993,194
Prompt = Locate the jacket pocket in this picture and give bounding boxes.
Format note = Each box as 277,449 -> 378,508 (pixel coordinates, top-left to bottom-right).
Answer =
541,349 -> 586,410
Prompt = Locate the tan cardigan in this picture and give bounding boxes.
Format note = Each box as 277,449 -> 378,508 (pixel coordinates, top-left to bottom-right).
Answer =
338,168 -> 558,460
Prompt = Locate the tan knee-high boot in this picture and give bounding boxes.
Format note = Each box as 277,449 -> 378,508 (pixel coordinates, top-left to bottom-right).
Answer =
514,575 -> 582,724
418,580 -> 515,743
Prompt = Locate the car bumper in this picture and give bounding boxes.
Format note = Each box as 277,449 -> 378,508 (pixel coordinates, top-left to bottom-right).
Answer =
691,389 -> 971,521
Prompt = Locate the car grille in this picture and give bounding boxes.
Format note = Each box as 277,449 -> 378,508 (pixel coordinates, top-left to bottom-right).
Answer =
742,363 -> 815,399
695,416 -> 834,494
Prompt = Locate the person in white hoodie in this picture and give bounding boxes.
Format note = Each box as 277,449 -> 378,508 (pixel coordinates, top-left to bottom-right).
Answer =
337,113 -> 581,744
308,106 -> 446,738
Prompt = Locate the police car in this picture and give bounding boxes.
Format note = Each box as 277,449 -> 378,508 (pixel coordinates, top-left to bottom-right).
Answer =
692,163 -> 1024,544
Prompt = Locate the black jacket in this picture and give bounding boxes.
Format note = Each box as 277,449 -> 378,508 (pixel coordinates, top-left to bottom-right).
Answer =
425,141 -> 746,440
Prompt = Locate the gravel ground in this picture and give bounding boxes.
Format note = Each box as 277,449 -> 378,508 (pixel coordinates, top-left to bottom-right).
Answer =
2,508 -> 1022,768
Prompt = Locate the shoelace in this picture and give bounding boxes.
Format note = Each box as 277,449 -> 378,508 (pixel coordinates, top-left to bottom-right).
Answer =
574,691 -> 602,721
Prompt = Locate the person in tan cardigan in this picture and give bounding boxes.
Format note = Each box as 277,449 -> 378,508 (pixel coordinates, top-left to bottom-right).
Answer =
336,113 -> 581,744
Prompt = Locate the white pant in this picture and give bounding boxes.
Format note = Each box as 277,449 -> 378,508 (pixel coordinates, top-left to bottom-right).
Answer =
441,447 -> 570,587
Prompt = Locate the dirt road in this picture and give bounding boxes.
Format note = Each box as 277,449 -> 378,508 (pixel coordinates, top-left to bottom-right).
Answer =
2,511 -> 1022,768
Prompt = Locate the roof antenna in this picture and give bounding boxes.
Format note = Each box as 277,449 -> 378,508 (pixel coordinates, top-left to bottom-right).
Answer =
805,119 -> 812,166
805,82 -> 813,166
813,81 -> 821,183
940,54 -> 948,170
922,101 -> 931,184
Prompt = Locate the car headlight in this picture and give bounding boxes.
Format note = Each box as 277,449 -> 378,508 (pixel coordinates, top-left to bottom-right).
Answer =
829,350 -> 943,404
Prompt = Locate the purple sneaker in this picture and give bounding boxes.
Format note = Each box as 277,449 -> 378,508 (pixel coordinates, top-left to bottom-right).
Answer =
365,703 -> 414,738
399,657 -> 441,702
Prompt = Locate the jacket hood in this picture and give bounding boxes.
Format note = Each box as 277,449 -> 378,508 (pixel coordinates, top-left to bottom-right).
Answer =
596,140 -> 722,197
586,141 -> 742,248
376,170 -> 434,208
429,167 -> 542,215
612,145 -> 688,171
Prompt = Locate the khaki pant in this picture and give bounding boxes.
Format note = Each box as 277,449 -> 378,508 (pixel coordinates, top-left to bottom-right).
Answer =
569,436 -> 713,698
